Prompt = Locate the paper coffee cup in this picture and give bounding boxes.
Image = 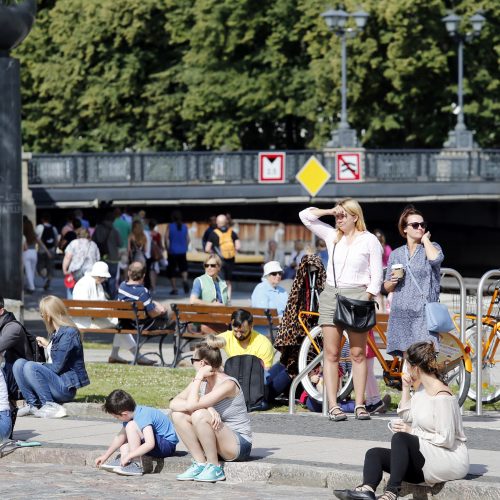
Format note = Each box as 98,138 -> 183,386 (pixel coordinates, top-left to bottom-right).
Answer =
391,264 -> 404,279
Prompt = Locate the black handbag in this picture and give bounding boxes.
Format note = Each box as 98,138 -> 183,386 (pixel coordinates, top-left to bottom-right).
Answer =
332,243 -> 377,332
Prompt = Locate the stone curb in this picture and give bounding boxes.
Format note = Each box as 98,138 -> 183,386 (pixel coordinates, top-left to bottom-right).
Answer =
2,445 -> 499,498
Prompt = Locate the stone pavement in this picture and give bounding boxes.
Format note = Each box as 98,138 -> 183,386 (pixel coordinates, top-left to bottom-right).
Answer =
4,409 -> 500,499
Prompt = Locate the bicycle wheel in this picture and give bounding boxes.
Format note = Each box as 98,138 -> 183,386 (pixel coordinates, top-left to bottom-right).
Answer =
437,332 -> 471,407
298,326 -> 354,402
465,325 -> 500,404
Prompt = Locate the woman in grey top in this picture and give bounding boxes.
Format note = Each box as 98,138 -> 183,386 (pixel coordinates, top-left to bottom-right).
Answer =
170,335 -> 252,483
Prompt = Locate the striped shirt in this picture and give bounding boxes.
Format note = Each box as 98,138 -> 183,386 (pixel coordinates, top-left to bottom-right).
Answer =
201,376 -> 252,442
117,281 -> 154,312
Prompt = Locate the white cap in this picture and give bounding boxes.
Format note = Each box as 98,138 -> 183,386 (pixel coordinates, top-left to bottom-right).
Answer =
90,261 -> 111,278
263,261 -> 283,277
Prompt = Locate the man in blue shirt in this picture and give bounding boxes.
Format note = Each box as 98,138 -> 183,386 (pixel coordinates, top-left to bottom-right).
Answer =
96,389 -> 178,476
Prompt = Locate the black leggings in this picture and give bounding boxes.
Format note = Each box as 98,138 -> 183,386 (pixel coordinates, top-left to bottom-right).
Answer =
363,432 -> 425,494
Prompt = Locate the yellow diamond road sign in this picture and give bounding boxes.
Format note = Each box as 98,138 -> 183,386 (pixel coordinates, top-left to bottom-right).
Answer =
296,156 -> 331,197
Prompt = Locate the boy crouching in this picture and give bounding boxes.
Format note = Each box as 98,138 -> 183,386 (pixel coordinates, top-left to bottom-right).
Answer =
95,389 -> 178,476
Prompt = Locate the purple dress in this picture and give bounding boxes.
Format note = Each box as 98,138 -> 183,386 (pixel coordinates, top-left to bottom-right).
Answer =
385,243 -> 443,355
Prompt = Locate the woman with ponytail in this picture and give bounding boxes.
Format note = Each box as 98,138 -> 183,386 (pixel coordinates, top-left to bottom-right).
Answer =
383,205 -> 443,356
170,334 -> 252,482
334,341 -> 469,500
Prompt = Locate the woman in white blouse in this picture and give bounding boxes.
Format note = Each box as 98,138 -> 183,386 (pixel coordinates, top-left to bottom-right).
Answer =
299,198 -> 383,421
334,341 -> 469,500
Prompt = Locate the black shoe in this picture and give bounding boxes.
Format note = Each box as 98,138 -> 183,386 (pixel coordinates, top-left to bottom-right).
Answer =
333,490 -> 376,500
170,289 -> 178,295
365,400 -> 384,414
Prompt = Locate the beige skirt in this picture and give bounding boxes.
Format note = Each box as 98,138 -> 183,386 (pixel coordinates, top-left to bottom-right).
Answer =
318,283 -> 369,327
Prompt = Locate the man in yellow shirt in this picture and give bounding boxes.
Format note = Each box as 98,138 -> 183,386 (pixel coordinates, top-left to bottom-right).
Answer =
219,310 -> 275,369
219,309 -> 291,402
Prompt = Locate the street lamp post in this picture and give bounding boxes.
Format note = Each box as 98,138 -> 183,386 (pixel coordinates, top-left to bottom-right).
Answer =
442,11 -> 486,149
321,8 -> 369,148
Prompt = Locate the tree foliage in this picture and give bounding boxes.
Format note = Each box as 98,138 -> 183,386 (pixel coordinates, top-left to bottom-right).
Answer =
13,0 -> 500,152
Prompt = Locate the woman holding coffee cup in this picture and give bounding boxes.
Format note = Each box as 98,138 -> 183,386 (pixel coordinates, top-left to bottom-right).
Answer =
334,341 -> 468,500
383,205 -> 443,356
299,199 -> 383,422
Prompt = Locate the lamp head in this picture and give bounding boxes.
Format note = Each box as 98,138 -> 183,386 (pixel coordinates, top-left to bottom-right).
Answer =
469,12 -> 486,35
321,8 -> 348,30
442,12 -> 461,35
352,10 -> 369,30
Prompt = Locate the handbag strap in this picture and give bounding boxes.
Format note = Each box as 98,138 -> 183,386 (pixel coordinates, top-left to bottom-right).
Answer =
332,243 -> 338,288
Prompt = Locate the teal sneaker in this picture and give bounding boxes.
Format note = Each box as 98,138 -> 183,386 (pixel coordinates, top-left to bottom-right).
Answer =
194,463 -> 226,482
176,460 -> 206,481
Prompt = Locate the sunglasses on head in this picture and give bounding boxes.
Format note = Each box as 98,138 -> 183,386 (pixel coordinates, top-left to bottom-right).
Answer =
269,271 -> 283,276
407,222 -> 427,230
190,358 -> 201,364
204,263 -> 218,268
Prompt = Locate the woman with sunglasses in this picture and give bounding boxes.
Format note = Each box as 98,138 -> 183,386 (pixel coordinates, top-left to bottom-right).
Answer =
299,198 -> 383,422
170,334 -> 252,482
384,205 -> 443,357
190,255 -> 228,306
251,261 -> 289,317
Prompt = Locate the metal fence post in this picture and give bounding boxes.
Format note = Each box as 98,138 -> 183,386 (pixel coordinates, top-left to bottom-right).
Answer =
475,269 -> 500,415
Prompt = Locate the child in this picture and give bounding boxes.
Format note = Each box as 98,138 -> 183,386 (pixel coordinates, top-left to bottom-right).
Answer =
95,389 -> 178,476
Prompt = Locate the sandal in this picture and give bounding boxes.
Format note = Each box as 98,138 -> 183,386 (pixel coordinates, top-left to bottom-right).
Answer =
328,405 -> 347,422
355,404 -> 371,420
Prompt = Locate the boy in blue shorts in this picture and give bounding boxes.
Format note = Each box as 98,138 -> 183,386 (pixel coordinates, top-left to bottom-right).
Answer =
95,389 -> 178,476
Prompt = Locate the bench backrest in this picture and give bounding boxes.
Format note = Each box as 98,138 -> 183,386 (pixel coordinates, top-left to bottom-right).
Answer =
171,303 -> 280,328
62,299 -> 148,321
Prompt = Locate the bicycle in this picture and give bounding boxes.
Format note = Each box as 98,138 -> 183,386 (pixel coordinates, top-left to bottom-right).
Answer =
298,310 -> 472,407
452,280 -> 500,404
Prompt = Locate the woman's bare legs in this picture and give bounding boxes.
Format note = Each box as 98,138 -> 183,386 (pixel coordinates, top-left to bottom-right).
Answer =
171,411 -> 206,463
322,325 -> 344,410
348,330 -> 369,407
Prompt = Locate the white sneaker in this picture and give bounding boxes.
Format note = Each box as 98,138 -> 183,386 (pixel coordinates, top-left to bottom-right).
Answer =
17,405 -> 37,417
34,402 -> 68,419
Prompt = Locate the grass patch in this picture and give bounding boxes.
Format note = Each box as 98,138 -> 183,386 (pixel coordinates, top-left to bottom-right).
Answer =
83,342 -> 112,350
76,363 -> 194,408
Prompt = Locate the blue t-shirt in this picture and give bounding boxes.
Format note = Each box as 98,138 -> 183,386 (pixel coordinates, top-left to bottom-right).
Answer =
126,405 -> 179,445
169,223 -> 188,255
118,282 -> 154,312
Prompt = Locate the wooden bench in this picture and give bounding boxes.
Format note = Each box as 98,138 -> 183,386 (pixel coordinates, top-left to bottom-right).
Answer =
170,303 -> 280,367
63,299 -> 175,366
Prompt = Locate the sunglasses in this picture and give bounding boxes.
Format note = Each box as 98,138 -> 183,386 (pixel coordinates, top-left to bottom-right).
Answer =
269,271 -> 283,276
204,263 -> 218,268
406,222 -> 427,230
190,358 -> 201,364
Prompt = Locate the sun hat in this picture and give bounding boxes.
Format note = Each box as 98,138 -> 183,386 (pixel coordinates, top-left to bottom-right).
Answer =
90,261 -> 111,278
263,261 -> 283,278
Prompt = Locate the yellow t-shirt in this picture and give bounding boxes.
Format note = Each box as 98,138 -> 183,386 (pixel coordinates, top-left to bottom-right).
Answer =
220,330 -> 275,369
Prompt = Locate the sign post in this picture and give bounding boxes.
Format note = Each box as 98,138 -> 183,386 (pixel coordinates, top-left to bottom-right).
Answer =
258,152 -> 286,183
335,152 -> 362,182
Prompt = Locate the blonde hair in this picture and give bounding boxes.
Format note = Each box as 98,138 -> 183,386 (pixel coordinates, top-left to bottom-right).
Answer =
39,295 -> 80,338
76,227 -> 90,239
335,198 -> 367,242
194,334 -> 226,369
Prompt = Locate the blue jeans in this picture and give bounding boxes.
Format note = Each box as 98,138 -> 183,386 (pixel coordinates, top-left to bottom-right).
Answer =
0,410 -> 12,442
265,363 -> 292,401
13,359 -> 76,407
104,261 -> 119,299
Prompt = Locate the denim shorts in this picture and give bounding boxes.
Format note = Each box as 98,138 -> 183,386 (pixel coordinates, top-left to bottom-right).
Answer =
0,410 -> 12,442
224,430 -> 252,462
144,435 -> 176,459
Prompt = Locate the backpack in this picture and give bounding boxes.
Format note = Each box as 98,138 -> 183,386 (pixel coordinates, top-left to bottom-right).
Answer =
40,225 -> 56,249
224,355 -> 268,412
12,320 -> 46,364
214,228 -> 235,259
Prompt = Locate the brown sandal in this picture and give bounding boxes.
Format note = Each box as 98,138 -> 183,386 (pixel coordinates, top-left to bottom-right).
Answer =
355,404 -> 371,420
328,406 -> 348,422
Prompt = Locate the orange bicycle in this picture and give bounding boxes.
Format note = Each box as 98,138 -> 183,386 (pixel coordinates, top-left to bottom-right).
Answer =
297,310 -> 472,407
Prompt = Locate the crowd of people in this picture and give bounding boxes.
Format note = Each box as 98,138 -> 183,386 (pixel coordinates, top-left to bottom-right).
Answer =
2,199 -> 471,493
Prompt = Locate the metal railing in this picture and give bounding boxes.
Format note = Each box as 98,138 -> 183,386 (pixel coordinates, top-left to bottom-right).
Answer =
28,149 -> 500,186
475,269 -> 500,416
